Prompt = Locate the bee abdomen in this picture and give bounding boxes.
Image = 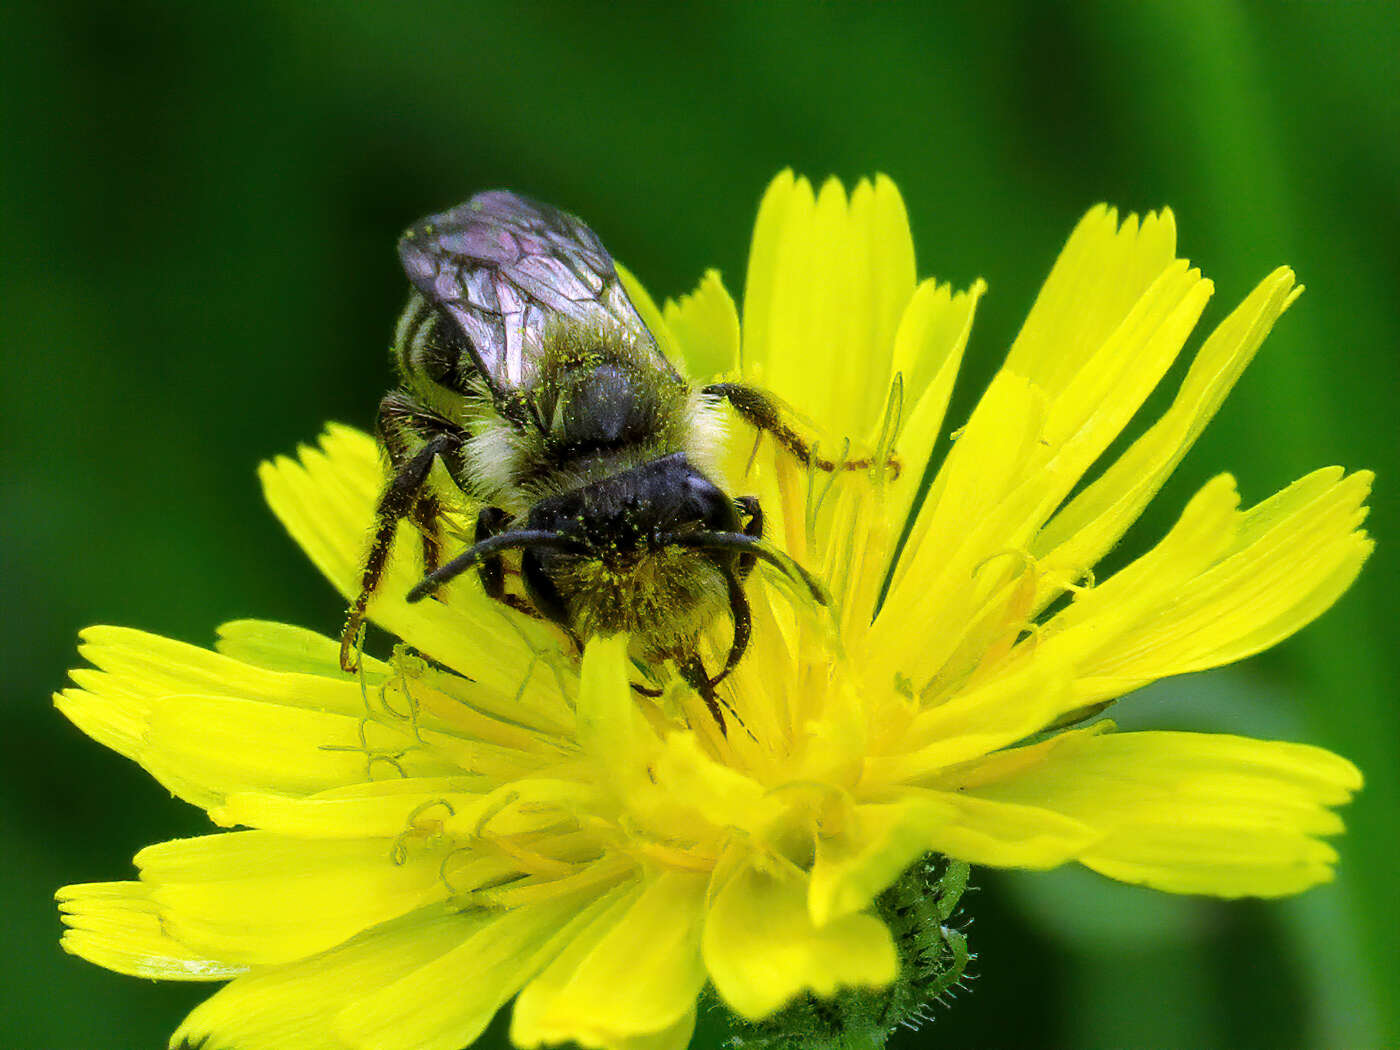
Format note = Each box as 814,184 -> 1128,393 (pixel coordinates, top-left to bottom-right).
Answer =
394,291 -> 479,395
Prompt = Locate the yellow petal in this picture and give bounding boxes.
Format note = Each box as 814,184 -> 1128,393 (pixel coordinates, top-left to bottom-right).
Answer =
214,618 -> 387,677
764,173 -> 850,425
897,787 -> 1102,870
136,832 -> 451,965
864,657 -> 1073,784
607,1008 -> 697,1050
819,475 -> 896,644
808,800 -> 946,927
172,904 -> 491,1050
213,780 -> 484,837
214,775 -> 590,843
512,887 -> 639,1046
1032,268 -> 1302,604
1029,474 -> 1243,698
887,211 -> 1208,612
742,173 -> 914,436
576,634 -> 657,800
56,881 -> 247,981
789,673 -> 868,789
958,730 -> 1361,896
897,254 -> 1211,611
54,627 -> 417,811
742,169 -> 805,379
652,730 -> 781,837
703,857 -> 897,1019
72,624 -> 368,716
835,174 -> 917,436
1034,261 -> 1212,499
336,888 -> 623,1050
140,694 -> 457,804
1046,469 -> 1373,705
512,871 -> 707,1044
259,426 -> 569,712
1005,206 -> 1179,395
884,277 -> 986,534
886,369 -> 1046,583
615,261 -> 685,371
663,268 -> 740,380
1094,468 -> 1371,675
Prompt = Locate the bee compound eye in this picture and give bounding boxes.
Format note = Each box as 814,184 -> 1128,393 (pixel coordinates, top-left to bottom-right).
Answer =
703,491 -> 741,534
675,473 -> 725,527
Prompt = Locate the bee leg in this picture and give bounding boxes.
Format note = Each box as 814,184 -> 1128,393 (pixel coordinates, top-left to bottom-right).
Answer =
520,547 -> 578,642
373,390 -> 468,584
707,570 -> 751,690
735,495 -> 763,577
474,506 -> 545,620
677,653 -> 728,735
340,431 -> 461,672
413,492 -> 443,574
678,651 -> 756,742
704,381 -> 900,475
473,507 -> 511,601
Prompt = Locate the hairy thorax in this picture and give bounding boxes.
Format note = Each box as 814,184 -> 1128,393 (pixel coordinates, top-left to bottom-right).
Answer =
454,324 -> 728,514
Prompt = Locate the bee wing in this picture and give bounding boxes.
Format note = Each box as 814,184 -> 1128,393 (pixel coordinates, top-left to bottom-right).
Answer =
398,190 -> 677,403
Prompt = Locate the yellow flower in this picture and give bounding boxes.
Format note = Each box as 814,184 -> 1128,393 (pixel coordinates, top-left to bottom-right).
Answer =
56,172 -> 1370,1050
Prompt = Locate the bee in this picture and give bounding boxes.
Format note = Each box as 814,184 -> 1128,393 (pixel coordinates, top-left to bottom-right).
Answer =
341,190 -> 868,728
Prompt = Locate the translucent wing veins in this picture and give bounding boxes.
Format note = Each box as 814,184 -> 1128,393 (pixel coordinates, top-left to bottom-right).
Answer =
398,190 -> 674,403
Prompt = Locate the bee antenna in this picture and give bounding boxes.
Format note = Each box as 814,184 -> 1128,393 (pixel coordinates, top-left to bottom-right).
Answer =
406,530 -> 576,603
658,531 -> 828,607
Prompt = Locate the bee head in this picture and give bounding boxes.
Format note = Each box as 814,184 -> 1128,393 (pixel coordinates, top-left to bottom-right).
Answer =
405,453 -> 824,666
527,453 -> 738,555
514,454 -> 739,646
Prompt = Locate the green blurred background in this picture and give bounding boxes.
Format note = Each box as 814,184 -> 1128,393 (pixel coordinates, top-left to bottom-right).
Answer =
3,2 -> 1396,1047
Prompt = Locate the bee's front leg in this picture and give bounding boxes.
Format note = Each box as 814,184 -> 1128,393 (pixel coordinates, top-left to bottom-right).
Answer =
475,506 -> 543,620
677,652 -> 728,736
735,495 -> 763,577
473,507 -> 511,601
